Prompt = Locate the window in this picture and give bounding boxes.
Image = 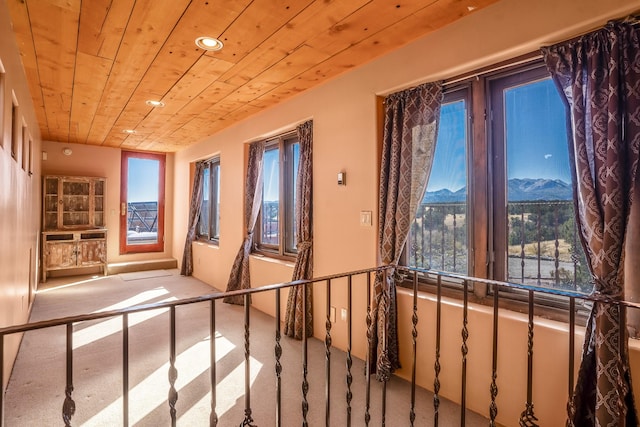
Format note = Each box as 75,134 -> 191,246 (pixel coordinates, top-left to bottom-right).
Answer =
407,87 -> 470,275
255,133 -> 300,258
120,151 -> 166,254
11,98 -> 18,161
490,64 -> 591,293
197,157 -> 221,243
402,59 -> 591,296
21,125 -> 28,171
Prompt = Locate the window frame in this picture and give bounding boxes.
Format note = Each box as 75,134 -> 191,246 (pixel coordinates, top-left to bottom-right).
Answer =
398,55 -> 592,318
196,157 -> 221,245
402,84 -> 473,280
253,132 -> 299,260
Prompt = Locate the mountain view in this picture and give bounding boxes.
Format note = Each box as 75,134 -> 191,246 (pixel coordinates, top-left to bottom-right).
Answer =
424,178 -> 572,203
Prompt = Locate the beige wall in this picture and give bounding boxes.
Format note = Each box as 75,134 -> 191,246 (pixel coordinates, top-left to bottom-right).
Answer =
40,140 -> 175,266
0,0 -> 42,389
172,0 -> 640,425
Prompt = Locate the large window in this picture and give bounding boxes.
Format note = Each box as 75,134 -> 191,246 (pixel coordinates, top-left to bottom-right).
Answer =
197,158 -> 221,243
403,60 -> 591,296
255,133 -> 300,258
490,64 -> 591,293
407,87 -> 470,275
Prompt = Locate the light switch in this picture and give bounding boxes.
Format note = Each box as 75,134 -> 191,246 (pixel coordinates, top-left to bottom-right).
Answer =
360,210 -> 372,226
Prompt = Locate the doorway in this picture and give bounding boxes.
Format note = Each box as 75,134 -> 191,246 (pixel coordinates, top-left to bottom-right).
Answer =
120,151 -> 166,254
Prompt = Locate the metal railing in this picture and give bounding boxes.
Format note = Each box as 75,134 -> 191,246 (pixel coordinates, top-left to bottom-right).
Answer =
0,266 -> 636,426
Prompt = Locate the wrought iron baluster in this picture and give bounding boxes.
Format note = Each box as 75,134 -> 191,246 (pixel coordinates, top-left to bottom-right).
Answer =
0,334 -> 4,425
519,290 -> 539,426
241,294 -> 256,427
346,276 -> 353,427
62,323 -> 75,427
536,205 -> 541,285
409,271 -> 419,426
428,208 -> 433,268
460,280 -> 468,427
365,272 -> 372,426
275,289 -> 282,427
168,307 -> 178,427
441,208 -> 446,270
211,300 -> 219,427
302,284 -> 309,427
420,207 -> 425,267
567,297 -> 575,421
554,206 -> 560,286
520,206 -> 525,283
453,206 -> 458,271
122,314 -> 129,427
325,279 -> 332,427
433,275 -> 442,426
489,284 -> 499,426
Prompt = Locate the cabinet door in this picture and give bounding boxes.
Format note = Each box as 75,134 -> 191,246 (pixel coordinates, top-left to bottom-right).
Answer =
61,178 -> 91,228
45,242 -> 77,269
77,240 -> 106,266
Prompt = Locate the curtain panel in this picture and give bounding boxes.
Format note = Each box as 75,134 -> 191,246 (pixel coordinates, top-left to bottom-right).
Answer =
224,141 -> 265,305
369,82 -> 443,380
180,161 -> 206,276
285,120 -> 314,339
542,21 -> 640,427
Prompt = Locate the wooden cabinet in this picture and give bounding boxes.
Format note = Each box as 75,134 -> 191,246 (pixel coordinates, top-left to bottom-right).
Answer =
43,175 -> 105,230
42,175 -> 108,282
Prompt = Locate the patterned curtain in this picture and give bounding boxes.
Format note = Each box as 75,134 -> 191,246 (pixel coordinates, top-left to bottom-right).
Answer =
368,82 -> 443,380
180,161 -> 206,276
542,21 -> 640,426
224,141 -> 265,305
285,120 -> 314,339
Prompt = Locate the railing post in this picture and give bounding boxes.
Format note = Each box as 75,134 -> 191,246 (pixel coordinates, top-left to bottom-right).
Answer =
275,289 -> 282,427
460,280 -> 469,426
302,283 -> 309,427
241,294 -> 256,427
519,290 -> 539,426
489,283 -> 499,426
409,270 -> 419,426
325,279 -> 332,427
168,307 -> 178,427
433,275 -> 442,426
346,275 -> 353,427
122,314 -> 129,427
365,272 -> 372,426
0,333 -> 4,427
211,300 -> 219,427
62,323 -> 75,427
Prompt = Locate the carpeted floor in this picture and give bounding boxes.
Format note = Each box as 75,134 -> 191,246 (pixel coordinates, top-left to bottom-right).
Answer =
3,270 -> 488,426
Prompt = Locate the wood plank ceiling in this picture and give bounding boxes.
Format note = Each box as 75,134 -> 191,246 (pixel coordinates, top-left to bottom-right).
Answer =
8,0 -> 499,152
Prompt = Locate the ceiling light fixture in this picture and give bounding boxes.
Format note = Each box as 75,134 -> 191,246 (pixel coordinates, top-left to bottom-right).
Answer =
146,100 -> 165,107
122,129 -> 137,134
62,147 -> 72,156
195,36 -> 224,51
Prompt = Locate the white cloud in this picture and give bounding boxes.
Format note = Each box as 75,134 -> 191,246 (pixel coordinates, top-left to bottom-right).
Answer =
544,154 -> 553,159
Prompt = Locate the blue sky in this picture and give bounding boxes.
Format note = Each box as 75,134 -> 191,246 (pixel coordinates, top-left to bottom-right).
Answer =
427,77 -> 570,193
127,158 -> 159,202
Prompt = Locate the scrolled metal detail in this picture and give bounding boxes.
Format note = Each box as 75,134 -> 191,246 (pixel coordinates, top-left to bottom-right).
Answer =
519,402 -> 539,427
62,384 -> 75,427
168,365 -> 178,421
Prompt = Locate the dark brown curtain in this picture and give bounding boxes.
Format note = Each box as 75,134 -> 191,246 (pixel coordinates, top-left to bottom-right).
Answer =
224,141 -> 265,305
180,161 -> 206,276
369,82 -> 443,380
285,120 -> 314,339
542,21 -> 640,427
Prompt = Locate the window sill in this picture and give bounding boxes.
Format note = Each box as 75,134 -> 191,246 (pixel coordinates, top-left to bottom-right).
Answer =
397,277 -> 591,327
250,253 -> 296,268
194,239 -> 219,248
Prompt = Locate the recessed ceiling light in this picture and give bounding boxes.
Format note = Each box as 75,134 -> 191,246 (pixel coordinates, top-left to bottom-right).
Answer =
146,100 -> 165,108
123,129 -> 137,134
195,36 -> 224,51
467,5 -> 477,11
